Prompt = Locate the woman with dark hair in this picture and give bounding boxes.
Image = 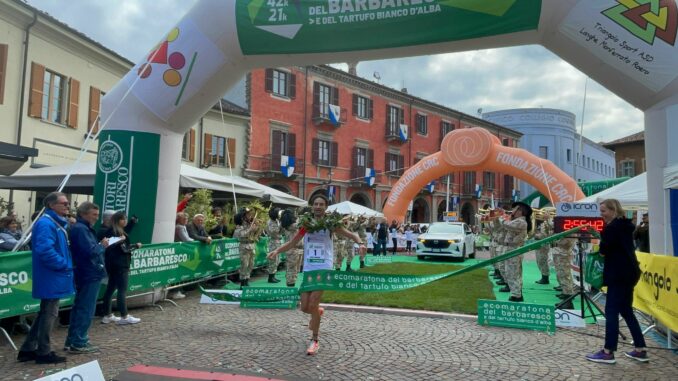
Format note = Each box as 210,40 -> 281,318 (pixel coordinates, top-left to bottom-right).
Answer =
101,211 -> 142,325
267,194 -> 366,355
0,216 -> 29,252
586,199 -> 648,364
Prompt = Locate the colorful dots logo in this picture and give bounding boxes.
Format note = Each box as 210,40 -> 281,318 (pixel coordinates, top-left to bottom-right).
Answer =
137,27 -> 198,105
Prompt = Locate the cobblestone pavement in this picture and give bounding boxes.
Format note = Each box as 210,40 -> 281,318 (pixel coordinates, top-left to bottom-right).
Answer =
1,292 -> 676,381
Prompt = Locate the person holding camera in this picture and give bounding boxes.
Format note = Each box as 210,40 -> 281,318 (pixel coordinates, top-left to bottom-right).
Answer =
586,199 -> 648,364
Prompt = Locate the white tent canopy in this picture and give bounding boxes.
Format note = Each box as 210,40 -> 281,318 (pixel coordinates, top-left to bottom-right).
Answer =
0,161 -> 306,207
581,173 -> 647,208
326,200 -> 384,217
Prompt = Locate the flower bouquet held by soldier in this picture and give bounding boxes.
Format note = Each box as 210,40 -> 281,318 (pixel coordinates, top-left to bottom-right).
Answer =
233,204 -> 265,289
267,194 -> 366,356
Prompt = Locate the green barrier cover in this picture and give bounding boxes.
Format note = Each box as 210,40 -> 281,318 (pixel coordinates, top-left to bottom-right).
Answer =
236,0 -> 542,54
0,237 -> 271,319
477,299 -> 555,334
365,256 -> 393,265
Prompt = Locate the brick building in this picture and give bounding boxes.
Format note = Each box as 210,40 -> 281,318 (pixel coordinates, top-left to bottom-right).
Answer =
602,131 -> 645,178
244,65 -> 522,224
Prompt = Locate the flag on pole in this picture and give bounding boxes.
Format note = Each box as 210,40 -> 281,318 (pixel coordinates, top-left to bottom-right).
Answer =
490,193 -> 496,209
475,184 -> 482,198
327,185 -> 337,203
328,104 -> 341,126
426,181 -> 435,193
399,124 -> 408,142
281,155 -> 295,177
365,168 -> 376,187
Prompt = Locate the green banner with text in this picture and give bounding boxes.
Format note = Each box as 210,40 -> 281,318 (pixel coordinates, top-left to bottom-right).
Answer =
478,299 -> 556,333
236,0 -> 542,55
93,130 -> 160,244
0,238 -> 271,319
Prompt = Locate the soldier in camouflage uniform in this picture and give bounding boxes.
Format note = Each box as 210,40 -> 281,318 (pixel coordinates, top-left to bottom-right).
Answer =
552,236 -> 577,309
265,208 -> 283,283
284,223 -> 304,287
233,208 -> 259,289
493,216 -> 508,286
487,218 -> 501,279
499,202 -> 532,302
334,236 -> 352,271
354,216 -> 369,268
534,217 -> 553,285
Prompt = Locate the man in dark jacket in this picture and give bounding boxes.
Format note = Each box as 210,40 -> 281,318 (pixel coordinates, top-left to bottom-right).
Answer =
633,213 -> 650,253
64,202 -> 109,353
187,214 -> 213,244
17,192 -> 73,364
376,220 -> 388,256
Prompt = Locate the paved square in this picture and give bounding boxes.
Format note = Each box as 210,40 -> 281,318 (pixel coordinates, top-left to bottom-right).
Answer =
1,294 -> 676,380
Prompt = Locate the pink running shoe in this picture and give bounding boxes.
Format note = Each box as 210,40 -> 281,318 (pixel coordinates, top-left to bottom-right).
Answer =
306,340 -> 319,355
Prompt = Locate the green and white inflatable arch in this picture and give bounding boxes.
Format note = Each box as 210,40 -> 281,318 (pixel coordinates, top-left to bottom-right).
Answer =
96,0 -> 678,256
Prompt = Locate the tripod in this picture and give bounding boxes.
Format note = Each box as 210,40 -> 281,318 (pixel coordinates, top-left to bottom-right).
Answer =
556,236 -> 605,322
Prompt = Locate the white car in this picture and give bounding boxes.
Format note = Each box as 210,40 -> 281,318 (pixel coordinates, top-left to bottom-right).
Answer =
416,222 -> 476,260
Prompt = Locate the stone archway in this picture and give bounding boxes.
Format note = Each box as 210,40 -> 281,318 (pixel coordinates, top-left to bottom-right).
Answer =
269,184 -> 292,195
461,202 -> 475,226
411,197 -> 430,223
349,192 -> 371,208
437,200 -> 448,222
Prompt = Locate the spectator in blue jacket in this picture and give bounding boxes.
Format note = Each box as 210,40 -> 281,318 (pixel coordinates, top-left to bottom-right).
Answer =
64,201 -> 109,354
17,192 -> 73,365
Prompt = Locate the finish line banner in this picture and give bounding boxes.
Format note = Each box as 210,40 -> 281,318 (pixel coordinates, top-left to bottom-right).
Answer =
634,252 -> 678,332
0,238 -> 270,319
199,226 -> 592,304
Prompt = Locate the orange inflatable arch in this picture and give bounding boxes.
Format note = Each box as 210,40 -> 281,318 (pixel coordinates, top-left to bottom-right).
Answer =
382,128 -> 585,223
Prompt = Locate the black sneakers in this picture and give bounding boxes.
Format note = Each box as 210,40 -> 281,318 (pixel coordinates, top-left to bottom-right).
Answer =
16,350 -> 37,362
508,295 -> 524,302
35,351 -> 67,364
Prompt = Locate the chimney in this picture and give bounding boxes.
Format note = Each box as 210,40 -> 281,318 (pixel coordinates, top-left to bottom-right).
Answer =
347,61 -> 358,76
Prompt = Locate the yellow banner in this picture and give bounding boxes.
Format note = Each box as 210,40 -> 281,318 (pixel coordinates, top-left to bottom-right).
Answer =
633,252 -> 678,332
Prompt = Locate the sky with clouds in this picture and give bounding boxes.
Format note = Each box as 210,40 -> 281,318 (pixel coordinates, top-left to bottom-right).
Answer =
27,0 -> 644,143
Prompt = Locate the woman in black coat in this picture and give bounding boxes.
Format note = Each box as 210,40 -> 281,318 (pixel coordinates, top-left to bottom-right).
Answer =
586,199 -> 648,364
101,211 -> 142,325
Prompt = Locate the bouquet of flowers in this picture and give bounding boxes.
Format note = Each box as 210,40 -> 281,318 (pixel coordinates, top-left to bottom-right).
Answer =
298,210 -> 345,233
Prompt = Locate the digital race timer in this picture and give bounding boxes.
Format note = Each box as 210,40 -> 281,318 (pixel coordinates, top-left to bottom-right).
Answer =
553,216 -> 604,233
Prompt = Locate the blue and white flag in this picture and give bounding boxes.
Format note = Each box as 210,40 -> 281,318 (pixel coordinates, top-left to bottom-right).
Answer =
475,184 -> 482,198
328,104 -> 341,126
281,155 -> 295,177
426,181 -> 435,193
451,196 -> 459,207
399,124 -> 408,142
327,185 -> 337,203
512,189 -> 520,202
365,168 -> 376,187
490,193 -> 496,209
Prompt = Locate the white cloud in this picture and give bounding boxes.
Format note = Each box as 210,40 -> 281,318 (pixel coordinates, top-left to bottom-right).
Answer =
26,0 -> 643,143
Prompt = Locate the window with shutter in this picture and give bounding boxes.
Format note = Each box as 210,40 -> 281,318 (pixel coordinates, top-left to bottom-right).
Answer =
0,44 -> 7,105
227,138 -> 236,168
203,133 -> 212,166
287,133 -> 296,157
354,95 -> 370,120
398,155 -> 405,176
289,73 -> 296,99
88,87 -> 101,134
28,62 -> 45,118
67,78 -> 79,129
330,141 -> 338,167
33,64 -> 70,126
264,69 -> 274,93
271,130 -> 283,170
416,114 -> 428,135
312,138 -> 319,165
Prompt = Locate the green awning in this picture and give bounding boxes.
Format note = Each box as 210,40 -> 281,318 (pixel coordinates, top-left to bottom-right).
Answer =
521,177 -> 630,208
